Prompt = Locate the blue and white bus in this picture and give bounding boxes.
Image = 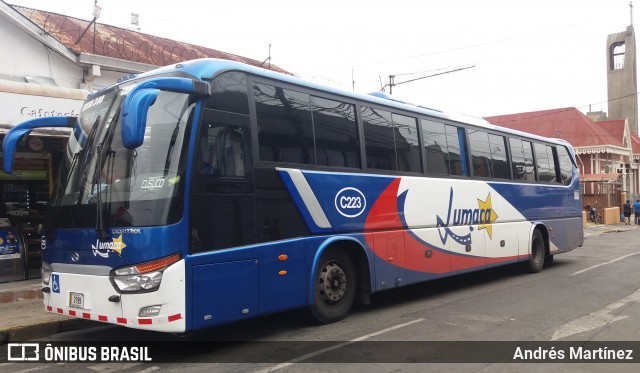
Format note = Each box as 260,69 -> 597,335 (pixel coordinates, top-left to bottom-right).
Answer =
2,59 -> 583,333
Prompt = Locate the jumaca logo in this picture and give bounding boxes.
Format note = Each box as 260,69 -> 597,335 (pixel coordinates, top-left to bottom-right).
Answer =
91,235 -> 127,258
436,188 -> 499,246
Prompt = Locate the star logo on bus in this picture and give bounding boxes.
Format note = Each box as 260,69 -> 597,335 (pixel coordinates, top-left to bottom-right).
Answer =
477,193 -> 498,239
112,235 -> 127,256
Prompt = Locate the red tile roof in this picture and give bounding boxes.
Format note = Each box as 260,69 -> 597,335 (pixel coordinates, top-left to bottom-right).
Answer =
484,107 -> 622,148
12,5 -> 290,74
631,133 -> 640,154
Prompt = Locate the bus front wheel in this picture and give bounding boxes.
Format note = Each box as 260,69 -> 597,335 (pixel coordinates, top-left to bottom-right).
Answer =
308,250 -> 356,324
527,229 -> 545,273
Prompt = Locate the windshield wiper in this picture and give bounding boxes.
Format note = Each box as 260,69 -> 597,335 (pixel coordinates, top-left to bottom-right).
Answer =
92,143 -> 109,240
92,110 -> 120,241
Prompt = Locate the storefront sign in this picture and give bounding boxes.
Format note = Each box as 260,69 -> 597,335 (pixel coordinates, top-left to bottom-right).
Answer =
0,92 -> 83,125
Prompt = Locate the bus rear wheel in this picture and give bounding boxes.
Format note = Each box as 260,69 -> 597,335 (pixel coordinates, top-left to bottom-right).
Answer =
308,250 -> 356,324
526,229 -> 545,273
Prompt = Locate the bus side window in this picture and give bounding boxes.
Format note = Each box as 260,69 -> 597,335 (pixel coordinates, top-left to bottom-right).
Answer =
468,130 -> 492,178
362,107 -> 395,171
201,126 -> 245,178
557,146 -> 574,186
534,143 -> 555,182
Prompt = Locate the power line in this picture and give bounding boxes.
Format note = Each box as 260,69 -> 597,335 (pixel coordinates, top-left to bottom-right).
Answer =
317,21 -> 590,72
381,65 -> 475,94
486,91 -> 639,123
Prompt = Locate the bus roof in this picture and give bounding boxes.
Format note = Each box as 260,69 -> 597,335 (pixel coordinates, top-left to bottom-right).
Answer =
120,58 -> 570,149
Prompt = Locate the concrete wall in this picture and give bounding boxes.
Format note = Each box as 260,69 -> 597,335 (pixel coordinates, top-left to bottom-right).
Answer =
607,26 -> 638,135
0,13 -> 81,88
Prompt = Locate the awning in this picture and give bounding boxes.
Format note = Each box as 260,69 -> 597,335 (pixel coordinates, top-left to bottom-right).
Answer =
0,79 -> 89,137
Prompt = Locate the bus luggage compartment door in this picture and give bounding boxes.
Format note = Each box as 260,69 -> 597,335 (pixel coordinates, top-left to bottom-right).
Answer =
192,259 -> 258,328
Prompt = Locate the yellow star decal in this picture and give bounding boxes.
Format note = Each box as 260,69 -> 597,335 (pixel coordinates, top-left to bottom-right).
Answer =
477,193 -> 498,239
112,234 -> 127,256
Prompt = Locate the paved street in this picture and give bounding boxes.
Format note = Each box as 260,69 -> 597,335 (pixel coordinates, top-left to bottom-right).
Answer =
1,228 -> 639,372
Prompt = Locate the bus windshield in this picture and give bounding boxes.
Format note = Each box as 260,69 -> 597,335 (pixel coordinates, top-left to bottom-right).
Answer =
49,83 -> 196,230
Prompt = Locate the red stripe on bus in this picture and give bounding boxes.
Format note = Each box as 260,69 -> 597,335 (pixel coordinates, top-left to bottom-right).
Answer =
98,315 -> 108,322
69,310 -> 76,316
82,313 -> 91,319
57,308 -> 63,314
138,319 -> 153,325
47,306 -> 52,311
117,317 -> 127,324
168,314 -> 181,322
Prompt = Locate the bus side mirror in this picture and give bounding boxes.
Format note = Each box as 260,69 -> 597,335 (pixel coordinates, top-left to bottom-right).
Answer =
120,77 -> 210,149
120,88 -> 159,149
2,116 -> 76,174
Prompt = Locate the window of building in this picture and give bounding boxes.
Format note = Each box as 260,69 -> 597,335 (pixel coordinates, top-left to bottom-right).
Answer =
611,41 -> 625,70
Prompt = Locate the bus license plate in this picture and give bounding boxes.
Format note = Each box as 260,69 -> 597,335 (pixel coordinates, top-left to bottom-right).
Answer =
69,292 -> 84,309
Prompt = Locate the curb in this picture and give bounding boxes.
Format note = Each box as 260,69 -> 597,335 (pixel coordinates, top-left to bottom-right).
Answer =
0,287 -> 43,304
0,318 -> 99,344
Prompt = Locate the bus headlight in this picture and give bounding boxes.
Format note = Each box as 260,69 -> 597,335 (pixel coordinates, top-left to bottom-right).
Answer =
41,262 -> 53,285
110,253 -> 180,293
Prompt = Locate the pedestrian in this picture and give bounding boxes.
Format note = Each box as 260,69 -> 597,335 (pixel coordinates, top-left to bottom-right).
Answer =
634,200 -> 640,225
623,200 -> 632,225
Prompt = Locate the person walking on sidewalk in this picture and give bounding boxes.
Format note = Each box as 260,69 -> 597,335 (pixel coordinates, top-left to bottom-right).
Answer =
634,200 -> 640,225
623,200 -> 632,225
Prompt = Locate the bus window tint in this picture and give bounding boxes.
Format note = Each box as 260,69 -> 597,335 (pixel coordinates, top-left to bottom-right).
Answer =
254,83 -> 314,164
509,138 -> 536,182
468,130 -> 492,177
362,107 -> 395,170
422,120 -> 465,176
311,96 -> 360,168
488,134 -> 509,179
200,123 -> 246,178
534,143 -> 555,182
393,114 -> 421,173
208,72 -> 249,115
558,146 -> 574,185
422,120 -> 449,174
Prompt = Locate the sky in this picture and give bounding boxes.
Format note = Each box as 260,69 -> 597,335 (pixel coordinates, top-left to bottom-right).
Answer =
5,0 -> 639,117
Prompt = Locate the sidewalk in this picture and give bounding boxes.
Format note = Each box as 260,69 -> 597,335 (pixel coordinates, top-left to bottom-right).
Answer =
583,221 -> 640,237
0,223 -> 638,343
0,279 -> 98,343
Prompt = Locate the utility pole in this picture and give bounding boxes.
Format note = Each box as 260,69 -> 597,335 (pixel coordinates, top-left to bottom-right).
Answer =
259,43 -> 272,69
381,64 -> 475,93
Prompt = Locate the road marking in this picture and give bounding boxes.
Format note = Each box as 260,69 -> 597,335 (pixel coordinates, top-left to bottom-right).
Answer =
570,251 -> 640,276
136,367 -> 161,373
88,363 -> 142,372
551,288 -> 640,340
14,367 -> 48,373
255,318 -> 424,373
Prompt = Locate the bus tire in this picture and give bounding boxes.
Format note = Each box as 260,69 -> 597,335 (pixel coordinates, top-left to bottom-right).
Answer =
308,249 -> 356,324
545,253 -> 554,266
527,229 -> 545,273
